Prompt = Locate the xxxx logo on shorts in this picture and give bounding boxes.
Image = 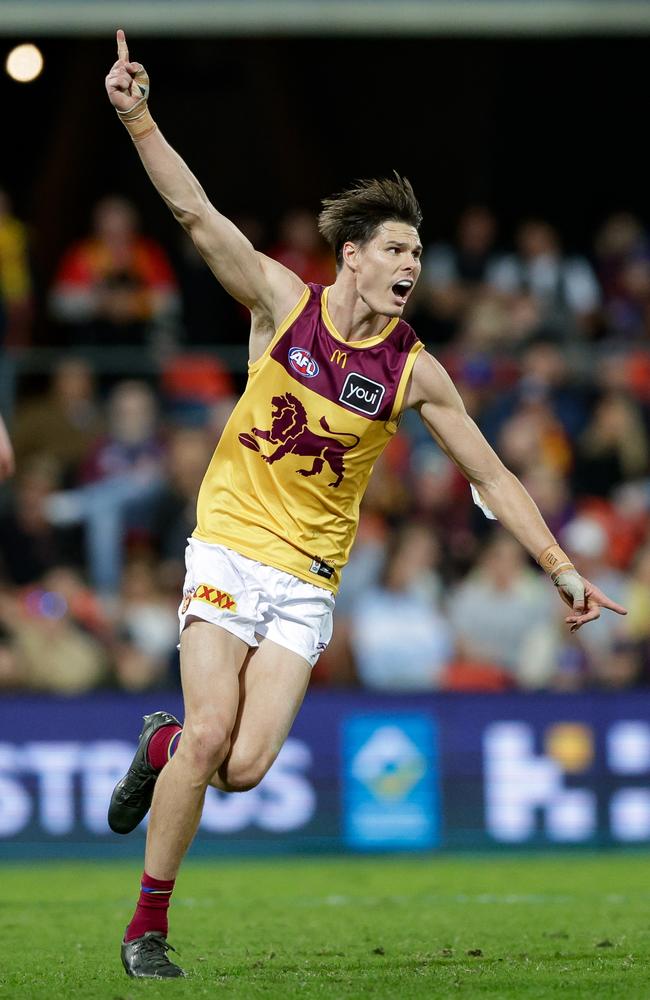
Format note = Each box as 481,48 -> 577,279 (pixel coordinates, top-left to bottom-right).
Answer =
195,583 -> 238,612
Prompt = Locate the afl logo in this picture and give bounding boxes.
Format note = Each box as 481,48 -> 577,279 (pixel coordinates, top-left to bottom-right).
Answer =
288,347 -> 319,378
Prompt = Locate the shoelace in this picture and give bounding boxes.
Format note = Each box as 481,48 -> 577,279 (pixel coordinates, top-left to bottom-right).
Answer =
139,936 -> 180,968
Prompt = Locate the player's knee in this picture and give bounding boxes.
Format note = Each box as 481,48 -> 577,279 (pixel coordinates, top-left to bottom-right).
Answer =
179,716 -> 231,782
219,751 -> 272,792
220,771 -> 263,793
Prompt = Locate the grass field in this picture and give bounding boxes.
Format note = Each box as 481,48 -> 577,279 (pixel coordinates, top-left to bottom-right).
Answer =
1,853 -> 649,998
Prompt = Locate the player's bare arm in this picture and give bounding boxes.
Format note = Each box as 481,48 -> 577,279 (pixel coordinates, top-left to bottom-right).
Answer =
406,350 -> 627,632
104,29 -> 304,354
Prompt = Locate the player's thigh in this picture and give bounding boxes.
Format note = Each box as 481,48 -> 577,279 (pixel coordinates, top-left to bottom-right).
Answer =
179,617 -> 249,750
218,635 -> 311,790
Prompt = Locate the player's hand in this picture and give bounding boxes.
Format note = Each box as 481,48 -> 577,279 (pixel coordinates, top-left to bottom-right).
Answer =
105,29 -> 150,113
556,570 -> 627,633
0,415 -> 15,481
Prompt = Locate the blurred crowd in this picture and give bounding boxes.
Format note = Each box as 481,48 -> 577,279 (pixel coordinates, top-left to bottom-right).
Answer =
2,189 -> 650,695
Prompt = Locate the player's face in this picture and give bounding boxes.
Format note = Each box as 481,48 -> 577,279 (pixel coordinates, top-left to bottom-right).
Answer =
350,221 -> 422,318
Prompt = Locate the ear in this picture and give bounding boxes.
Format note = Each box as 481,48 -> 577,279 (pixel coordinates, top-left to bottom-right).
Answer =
342,241 -> 359,271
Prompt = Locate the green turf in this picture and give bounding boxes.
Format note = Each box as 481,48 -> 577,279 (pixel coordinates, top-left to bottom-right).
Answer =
0,854 -> 649,998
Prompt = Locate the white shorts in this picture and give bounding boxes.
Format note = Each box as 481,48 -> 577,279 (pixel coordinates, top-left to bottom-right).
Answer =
178,538 -> 335,668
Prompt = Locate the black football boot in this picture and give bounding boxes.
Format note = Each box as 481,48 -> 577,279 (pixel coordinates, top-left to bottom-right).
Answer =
121,931 -> 185,978
108,711 -> 181,834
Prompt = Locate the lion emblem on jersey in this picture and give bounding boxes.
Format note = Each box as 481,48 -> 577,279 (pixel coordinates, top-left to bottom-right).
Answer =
238,392 -> 360,488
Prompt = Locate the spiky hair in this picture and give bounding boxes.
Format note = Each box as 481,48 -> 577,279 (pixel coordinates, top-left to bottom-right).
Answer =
318,173 -> 422,266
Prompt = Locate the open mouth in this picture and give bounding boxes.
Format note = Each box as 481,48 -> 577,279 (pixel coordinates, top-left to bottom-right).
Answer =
391,279 -> 413,302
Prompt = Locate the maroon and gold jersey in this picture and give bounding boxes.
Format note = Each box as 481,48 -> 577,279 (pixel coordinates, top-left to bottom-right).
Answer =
194,283 -> 423,593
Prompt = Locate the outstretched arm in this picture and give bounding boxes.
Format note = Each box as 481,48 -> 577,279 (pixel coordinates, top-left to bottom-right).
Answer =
407,351 -> 627,632
105,30 -> 303,327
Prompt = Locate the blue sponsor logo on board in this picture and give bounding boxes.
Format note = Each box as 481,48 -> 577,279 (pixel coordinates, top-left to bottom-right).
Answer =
342,714 -> 440,850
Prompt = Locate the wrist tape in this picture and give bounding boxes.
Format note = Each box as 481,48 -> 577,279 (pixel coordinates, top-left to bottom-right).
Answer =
537,543 -> 576,583
116,65 -> 156,142
117,99 -> 156,141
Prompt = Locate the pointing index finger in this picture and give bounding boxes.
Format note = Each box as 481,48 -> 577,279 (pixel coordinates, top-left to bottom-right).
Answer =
116,28 -> 129,62
600,597 -> 628,616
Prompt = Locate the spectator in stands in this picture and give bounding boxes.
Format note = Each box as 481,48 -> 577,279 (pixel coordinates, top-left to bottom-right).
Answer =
159,353 -> 236,429
150,426 -> 213,575
0,573 -> 107,694
407,442 -> 476,574
349,523 -> 453,690
111,557 -> 179,691
520,464 -> 575,541
12,358 -> 103,485
49,195 -> 180,348
268,209 -> 335,286
413,205 -> 500,343
612,257 -> 650,341
175,216 -> 265,346
0,187 -> 32,347
594,212 -> 650,340
45,380 -> 166,596
41,565 -> 114,645
451,290 -> 517,353
572,390 -> 649,499
479,337 -> 590,448
602,479 -> 650,572
488,219 -> 601,339
0,455 -> 83,586
447,531 -> 555,684
496,382 -> 573,480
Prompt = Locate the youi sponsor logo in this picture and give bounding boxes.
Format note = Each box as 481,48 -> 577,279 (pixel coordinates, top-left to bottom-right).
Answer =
339,372 -> 386,416
288,346 -> 319,379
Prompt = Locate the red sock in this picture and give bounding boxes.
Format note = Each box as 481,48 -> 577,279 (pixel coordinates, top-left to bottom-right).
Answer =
125,872 -> 176,941
147,725 -> 182,772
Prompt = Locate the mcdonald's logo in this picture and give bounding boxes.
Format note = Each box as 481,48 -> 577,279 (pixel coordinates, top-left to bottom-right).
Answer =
330,349 -> 348,369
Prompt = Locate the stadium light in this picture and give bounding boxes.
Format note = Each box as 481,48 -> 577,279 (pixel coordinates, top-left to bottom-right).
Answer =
5,43 -> 44,83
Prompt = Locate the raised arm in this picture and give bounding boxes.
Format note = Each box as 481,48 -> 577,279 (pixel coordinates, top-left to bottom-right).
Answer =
406,350 -> 627,632
104,30 -> 304,332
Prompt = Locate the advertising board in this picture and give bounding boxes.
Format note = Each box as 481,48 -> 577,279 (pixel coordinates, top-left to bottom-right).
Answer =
1,692 -> 649,856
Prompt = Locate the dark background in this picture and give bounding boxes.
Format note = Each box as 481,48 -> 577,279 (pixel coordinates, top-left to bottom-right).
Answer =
2,33 -> 648,296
